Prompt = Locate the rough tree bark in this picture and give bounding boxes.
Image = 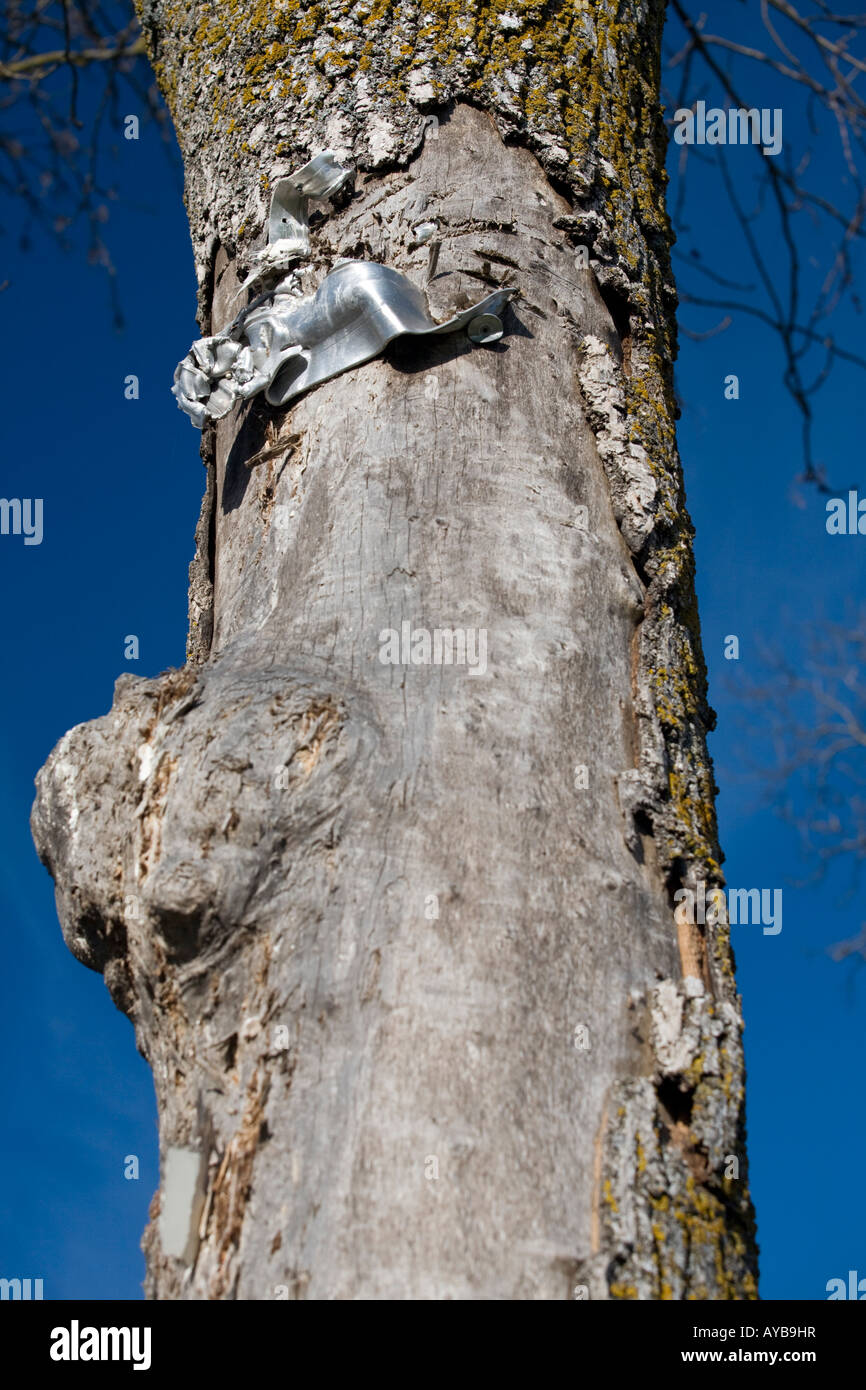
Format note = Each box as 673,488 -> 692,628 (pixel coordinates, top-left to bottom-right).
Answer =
31,0 -> 759,1299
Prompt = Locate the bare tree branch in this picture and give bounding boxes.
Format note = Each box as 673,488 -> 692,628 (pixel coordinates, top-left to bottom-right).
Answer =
665,0 -> 866,487
0,31 -> 143,80
0,2 -> 175,324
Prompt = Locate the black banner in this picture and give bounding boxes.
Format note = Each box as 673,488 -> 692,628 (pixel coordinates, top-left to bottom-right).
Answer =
1,1298 -> 860,1376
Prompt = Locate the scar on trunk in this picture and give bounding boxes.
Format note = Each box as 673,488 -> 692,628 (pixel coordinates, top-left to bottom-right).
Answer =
590,1094 -> 609,1256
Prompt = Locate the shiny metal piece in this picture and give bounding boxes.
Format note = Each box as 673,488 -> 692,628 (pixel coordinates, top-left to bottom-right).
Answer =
265,262 -> 513,408
239,151 -> 352,289
172,152 -> 514,428
466,313 -> 505,345
267,151 -> 352,263
173,260 -> 514,427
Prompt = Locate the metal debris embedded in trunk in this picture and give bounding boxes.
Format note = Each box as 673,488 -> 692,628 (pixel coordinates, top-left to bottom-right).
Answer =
172,151 -> 514,428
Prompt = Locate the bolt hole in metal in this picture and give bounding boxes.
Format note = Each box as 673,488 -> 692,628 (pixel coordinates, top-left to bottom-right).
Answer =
467,313 -> 504,345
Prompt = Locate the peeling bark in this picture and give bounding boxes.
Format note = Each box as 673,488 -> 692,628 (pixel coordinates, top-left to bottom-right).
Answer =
31,0 -> 758,1299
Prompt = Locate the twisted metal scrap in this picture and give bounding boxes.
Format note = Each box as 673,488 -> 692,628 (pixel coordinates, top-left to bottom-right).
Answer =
172,152 -> 514,429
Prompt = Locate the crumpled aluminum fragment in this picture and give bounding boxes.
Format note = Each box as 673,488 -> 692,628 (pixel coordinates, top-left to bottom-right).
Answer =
172,151 -> 515,429
265,261 -> 514,408
268,151 -> 352,261
173,263 -> 514,427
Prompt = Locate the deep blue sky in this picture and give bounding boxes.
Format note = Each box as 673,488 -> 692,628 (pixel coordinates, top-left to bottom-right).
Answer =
1,5 -> 864,1300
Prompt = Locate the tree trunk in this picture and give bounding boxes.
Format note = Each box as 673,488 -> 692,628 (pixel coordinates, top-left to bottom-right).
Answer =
31,0 -> 758,1299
